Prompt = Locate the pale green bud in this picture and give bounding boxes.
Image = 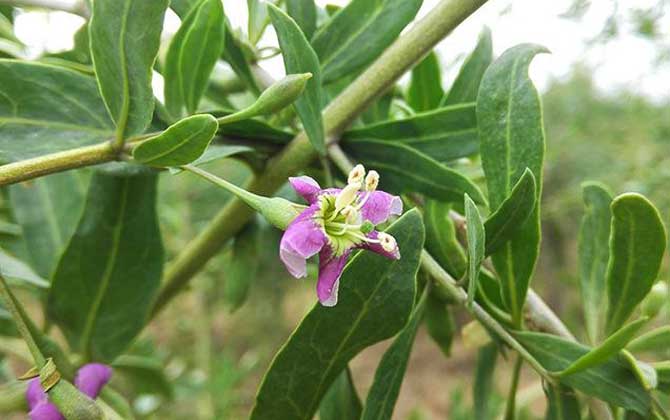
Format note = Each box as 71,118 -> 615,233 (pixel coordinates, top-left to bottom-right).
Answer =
641,281 -> 668,318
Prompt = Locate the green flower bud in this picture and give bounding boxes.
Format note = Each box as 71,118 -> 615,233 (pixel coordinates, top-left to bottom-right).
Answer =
641,281 -> 668,318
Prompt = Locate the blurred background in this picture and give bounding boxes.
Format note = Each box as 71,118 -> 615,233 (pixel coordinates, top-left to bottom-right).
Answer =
2,0 -> 670,418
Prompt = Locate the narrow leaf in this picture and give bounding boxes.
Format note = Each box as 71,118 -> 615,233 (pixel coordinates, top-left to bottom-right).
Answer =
286,0 -> 317,39
343,103 -> 478,162
474,344 -> 498,420
516,331 -> 651,415
319,367 -> 363,420
169,144 -> 256,174
424,201 -> 466,278
578,182 -> 613,343
361,290 -> 427,420
628,326 -> 670,354
224,223 -> 259,312
132,114 -> 218,167
9,171 -> 87,278
478,44 -> 548,325
424,291 -> 455,356
407,52 -> 443,112
343,139 -> 486,204
268,4 -> 325,154
559,317 -> 650,377
247,0 -> 269,45
90,0 -> 167,138
48,172 -> 164,362
622,351 -> 658,391
464,194 -> 485,308
544,384 -> 581,420
223,20 -> 261,95
250,210 -> 424,420
442,27 -> 493,105
0,60 -> 114,162
311,0 -> 423,83
606,193 -> 666,333
0,249 -> 48,289
484,168 -> 537,256
165,0 -> 226,117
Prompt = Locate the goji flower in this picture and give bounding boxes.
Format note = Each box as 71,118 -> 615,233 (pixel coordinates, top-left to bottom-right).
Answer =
280,165 -> 402,306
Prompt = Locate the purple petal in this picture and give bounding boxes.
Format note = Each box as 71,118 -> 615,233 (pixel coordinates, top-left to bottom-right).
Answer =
360,191 -> 403,225
280,205 -> 327,278
29,402 -> 64,420
360,230 -> 400,260
26,378 -> 47,410
75,363 -> 112,399
289,176 -> 322,204
317,246 -> 350,307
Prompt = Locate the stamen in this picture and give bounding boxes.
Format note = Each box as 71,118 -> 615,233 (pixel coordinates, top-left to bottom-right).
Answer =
335,182 -> 361,212
377,232 -> 397,252
348,164 -> 366,185
340,205 -> 359,224
365,170 -> 379,191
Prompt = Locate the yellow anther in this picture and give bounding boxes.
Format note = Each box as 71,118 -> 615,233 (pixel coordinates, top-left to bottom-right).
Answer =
365,170 -> 379,191
378,232 -> 397,252
348,164 -> 366,185
335,182 -> 361,211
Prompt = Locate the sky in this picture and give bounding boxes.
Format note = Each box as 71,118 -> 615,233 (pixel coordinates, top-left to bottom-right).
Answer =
11,0 -> 670,100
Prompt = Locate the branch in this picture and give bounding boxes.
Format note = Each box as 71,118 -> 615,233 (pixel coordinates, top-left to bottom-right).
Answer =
150,0 -> 490,317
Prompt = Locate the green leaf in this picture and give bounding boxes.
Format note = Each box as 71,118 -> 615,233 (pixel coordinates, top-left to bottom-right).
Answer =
9,171 -> 87,278
343,103 -> 478,162
0,60 -> 114,162
250,210 -> 424,420
311,0 -> 423,83
286,0 -> 317,39
113,355 -> 174,399
621,351 -> 658,391
48,172 -> 164,362
223,21 -> 261,95
464,194 -> 485,308
474,344 -> 498,420
247,0 -> 269,45
169,144 -> 256,175
268,4 -> 325,154
558,317 -> 649,377
424,291 -> 455,356
170,0 -> 197,18
628,326 -> 670,354
0,249 -> 48,289
224,223 -> 259,312
442,27 -> 493,106
477,44 -> 548,325
209,110 -> 294,144
654,361 -> 670,390
165,0 -> 226,117
544,384 -> 581,420
424,201 -> 466,278
132,114 -> 218,167
90,0 -> 167,138
343,139 -> 486,204
484,168 -> 536,256
407,52 -> 443,112
578,182 -> 613,344
516,331 -> 651,415
361,290 -> 427,420
319,367 -> 362,420
606,193 -> 667,334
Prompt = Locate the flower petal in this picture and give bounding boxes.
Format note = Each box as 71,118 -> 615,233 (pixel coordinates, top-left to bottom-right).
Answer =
360,230 -> 400,260
289,176 -> 322,204
280,205 -> 327,278
75,363 -> 112,399
29,402 -> 64,420
360,191 -> 403,224
26,378 -> 47,410
317,246 -> 350,307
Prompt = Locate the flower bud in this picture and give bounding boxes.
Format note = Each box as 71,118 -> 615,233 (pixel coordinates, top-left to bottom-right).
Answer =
348,164 -> 365,185
365,170 -> 379,191
248,73 -> 313,116
378,232 -> 397,253
335,182 -> 361,211
641,281 -> 668,318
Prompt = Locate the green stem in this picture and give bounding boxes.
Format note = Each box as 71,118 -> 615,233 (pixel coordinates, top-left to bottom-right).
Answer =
150,0 -> 490,317
182,164 -> 267,212
0,274 -> 45,367
504,356 -> 523,420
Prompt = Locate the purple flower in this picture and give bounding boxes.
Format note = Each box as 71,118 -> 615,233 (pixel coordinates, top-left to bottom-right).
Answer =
26,363 -> 112,420
280,165 -> 402,306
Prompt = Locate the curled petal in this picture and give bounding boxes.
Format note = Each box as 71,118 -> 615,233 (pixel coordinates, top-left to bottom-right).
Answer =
26,378 -> 47,410
280,205 -> 327,278
75,363 -> 112,399
360,230 -> 400,260
29,402 -> 64,420
317,246 -> 350,307
289,176 -> 322,204
360,191 -> 402,225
